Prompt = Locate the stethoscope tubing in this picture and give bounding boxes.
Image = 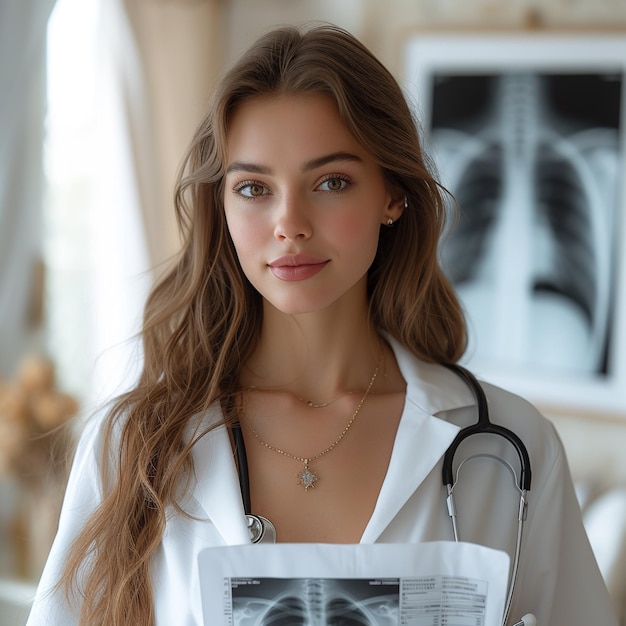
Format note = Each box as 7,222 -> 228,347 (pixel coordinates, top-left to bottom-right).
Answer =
442,363 -> 532,492
233,424 -> 252,516
232,424 -> 277,543
442,363 -> 532,626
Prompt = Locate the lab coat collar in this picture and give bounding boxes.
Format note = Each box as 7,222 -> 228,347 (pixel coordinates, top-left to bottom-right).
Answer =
384,334 -> 476,416
188,411 -> 251,546
360,337 -> 476,542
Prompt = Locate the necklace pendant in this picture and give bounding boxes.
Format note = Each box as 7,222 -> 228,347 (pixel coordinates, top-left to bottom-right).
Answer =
297,461 -> 318,491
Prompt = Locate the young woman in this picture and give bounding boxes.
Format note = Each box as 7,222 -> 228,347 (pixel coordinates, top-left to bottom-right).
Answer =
27,24 -> 616,626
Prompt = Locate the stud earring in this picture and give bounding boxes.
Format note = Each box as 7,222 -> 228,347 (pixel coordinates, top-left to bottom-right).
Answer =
404,196 -> 408,209
386,218 -> 394,226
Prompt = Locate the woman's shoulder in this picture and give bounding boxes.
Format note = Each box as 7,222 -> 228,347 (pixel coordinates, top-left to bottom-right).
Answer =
74,400 -> 125,453
389,337 -> 552,434
390,337 -> 564,470
478,380 -> 559,441
60,402 -> 120,503
390,337 -> 555,429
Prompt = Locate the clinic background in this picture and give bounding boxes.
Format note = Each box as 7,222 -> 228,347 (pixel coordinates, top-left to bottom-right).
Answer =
1,0 -> 626,623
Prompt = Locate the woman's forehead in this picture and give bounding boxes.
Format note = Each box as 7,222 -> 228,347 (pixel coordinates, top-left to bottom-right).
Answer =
223,94 -> 371,170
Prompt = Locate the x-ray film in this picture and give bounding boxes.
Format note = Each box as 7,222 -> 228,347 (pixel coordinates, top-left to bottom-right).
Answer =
199,542 -> 510,625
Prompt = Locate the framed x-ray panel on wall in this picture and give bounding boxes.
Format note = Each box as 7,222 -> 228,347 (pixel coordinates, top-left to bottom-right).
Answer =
404,31 -> 626,415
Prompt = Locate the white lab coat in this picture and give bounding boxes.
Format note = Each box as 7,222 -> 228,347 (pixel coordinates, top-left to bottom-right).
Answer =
27,338 -> 617,626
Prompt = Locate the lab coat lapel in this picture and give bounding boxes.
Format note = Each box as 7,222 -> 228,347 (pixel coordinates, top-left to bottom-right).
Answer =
189,412 -> 251,546
360,337 -> 476,543
360,402 -> 459,542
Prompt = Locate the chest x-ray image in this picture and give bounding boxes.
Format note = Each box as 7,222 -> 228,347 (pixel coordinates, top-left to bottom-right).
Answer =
431,72 -> 621,377
229,577 -> 400,625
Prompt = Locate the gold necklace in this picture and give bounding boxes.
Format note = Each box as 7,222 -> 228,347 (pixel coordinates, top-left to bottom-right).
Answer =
246,386 -> 354,409
249,361 -> 380,491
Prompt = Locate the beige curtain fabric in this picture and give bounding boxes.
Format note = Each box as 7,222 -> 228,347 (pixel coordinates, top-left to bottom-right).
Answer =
121,0 -> 225,273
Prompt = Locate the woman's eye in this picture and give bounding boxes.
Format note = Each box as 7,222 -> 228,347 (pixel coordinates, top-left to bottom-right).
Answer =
317,176 -> 350,192
234,181 -> 269,198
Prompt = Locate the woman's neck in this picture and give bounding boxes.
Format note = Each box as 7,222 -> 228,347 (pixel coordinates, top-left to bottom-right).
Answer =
242,300 -> 384,402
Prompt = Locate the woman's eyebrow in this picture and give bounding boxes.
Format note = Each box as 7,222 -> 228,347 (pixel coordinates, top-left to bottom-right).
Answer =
225,151 -> 362,176
302,151 -> 363,171
225,162 -> 272,175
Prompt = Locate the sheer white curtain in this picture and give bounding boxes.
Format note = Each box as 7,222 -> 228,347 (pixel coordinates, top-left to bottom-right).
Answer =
45,0 -> 152,407
88,0 -> 225,404
86,0 -> 154,405
46,0 -> 224,407
0,0 -> 56,378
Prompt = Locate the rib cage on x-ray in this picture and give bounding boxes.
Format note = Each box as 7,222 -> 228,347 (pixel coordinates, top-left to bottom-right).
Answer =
231,578 -> 399,625
436,73 -> 618,374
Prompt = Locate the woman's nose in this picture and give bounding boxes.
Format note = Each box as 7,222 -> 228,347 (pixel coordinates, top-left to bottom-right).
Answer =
274,195 -> 313,241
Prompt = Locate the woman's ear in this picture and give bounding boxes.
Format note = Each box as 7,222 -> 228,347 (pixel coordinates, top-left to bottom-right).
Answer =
382,195 -> 407,226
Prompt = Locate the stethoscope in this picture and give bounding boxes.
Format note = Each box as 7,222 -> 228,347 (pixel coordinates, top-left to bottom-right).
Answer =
442,363 -> 533,626
231,363 -> 533,626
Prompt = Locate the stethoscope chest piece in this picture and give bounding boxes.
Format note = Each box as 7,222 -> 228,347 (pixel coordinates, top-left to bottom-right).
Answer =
246,514 -> 277,544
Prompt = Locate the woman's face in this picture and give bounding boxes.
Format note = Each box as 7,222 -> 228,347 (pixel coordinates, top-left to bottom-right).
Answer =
223,93 -> 402,317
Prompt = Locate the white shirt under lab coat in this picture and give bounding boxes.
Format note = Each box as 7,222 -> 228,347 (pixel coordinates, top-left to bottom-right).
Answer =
27,338 -> 617,626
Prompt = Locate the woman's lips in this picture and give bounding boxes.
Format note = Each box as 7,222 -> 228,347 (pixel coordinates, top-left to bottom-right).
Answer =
268,255 -> 329,281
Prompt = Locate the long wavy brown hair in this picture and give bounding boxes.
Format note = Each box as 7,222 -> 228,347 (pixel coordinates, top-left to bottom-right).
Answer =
60,23 -> 466,625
